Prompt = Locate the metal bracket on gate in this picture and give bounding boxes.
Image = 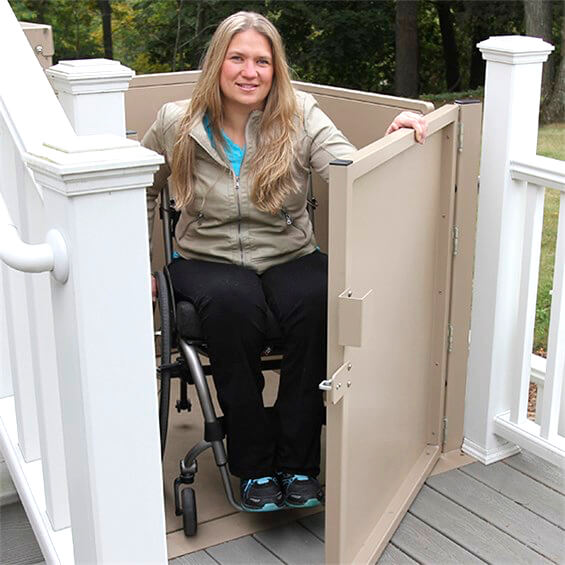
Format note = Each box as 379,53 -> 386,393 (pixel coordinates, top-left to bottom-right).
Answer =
338,288 -> 373,347
319,362 -> 353,405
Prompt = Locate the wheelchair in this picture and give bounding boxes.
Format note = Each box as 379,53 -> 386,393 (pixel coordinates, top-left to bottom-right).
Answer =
154,181 -> 318,537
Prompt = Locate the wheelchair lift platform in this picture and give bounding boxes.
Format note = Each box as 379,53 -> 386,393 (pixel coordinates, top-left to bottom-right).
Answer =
162,367 -> 325,559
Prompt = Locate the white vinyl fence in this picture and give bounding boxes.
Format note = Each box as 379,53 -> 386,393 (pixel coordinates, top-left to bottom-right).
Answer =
464,35 -> 565,468
0,1 -> 168,563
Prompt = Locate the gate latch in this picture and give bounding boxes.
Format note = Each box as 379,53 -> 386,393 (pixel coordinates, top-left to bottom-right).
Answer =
319,362 -> 353,405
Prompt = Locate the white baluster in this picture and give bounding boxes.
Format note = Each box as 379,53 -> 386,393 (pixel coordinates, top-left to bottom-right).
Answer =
0,121 -> 40,463
0,263 -> 13,399
512,183 -> 545,424
541,192 -> 565,439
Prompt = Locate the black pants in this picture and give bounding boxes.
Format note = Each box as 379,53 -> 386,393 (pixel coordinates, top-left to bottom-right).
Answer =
168,250 -> 327,479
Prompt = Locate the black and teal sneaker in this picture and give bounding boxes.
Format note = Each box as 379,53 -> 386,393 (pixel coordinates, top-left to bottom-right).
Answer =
240,476 -> 284,512
278,473 -> 324,508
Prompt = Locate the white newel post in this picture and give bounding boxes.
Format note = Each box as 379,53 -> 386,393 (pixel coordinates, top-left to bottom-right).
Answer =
46,59 -> 134,137
25,136 -> 166,564
463,36 -> 555,464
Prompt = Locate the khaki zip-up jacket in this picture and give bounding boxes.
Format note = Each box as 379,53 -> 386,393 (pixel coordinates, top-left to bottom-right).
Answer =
142,90 -> 355,274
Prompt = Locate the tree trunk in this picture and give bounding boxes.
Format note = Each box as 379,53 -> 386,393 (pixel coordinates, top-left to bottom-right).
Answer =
524,0 -> 554,103
172,0 -> 184,72
467,1 -> 487,89
541,1 -> 565,123
191,0 -> 205,69
97,0 -> 113,60
435,0 -> 461,91
395,0 -> 419,98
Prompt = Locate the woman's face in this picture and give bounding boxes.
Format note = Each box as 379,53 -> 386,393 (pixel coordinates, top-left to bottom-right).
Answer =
220,29 -> 274,114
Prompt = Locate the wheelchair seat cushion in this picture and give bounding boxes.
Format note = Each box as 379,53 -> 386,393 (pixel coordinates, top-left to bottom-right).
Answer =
175,300 -> 283,342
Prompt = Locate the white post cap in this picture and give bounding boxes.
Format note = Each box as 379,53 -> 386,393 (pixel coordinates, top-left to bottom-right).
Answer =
46,58 -> 135,94
25,135 -> 163,196
478,35 -> 554,64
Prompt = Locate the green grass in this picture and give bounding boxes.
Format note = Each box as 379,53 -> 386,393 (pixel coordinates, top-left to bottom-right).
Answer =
534,123 -> 564,355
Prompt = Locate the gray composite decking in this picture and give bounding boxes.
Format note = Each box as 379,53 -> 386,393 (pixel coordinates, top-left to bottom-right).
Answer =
1,449 -> 563,565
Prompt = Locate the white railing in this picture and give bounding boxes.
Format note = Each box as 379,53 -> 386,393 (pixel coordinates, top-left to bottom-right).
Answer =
0,1 -> 167,563
464,35 -> 565,468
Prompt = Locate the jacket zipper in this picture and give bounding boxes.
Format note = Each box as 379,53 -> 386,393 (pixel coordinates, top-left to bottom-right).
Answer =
281,207 -> 307,239
234,174 -> 244,266
186,211 -> 205,230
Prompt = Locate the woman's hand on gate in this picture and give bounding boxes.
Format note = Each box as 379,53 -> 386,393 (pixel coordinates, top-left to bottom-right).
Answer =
385,111 -> 428,144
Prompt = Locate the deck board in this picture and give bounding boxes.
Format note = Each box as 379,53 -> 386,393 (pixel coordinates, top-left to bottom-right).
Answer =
169,549 -> 218,565
426,468 -> 563,562
461,460 -> 565,528
503,450 -> 565,494
410,484 -> 554,564
298,511 -> 325,541
391,511 -> 485,564
206,536 -> 284,564
375,544 -> 418,564
253,521 -> 325,565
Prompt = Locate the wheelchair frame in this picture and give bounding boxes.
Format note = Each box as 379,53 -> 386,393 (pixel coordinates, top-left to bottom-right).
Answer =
155,179 -> 317,536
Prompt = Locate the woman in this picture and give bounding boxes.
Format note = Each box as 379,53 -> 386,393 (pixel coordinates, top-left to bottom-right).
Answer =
143,11 -> 426,512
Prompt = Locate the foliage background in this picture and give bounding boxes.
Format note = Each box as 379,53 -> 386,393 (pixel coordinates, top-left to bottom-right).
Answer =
8,0 -> 563,98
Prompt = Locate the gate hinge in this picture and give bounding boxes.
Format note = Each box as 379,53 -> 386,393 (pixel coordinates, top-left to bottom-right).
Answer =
452,225 -> 459,256
457,122 -> 464,152
442,417 -> 448,445
319,362 -> 353,405
447,323 -> 454,353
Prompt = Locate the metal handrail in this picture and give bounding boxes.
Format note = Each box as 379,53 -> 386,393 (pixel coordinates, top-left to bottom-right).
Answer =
0,191 -> 68,283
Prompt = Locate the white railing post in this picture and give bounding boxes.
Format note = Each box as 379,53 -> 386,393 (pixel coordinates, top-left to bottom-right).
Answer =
46,59 -> 134,137
25,135 -> 167,564
463,36 -> 554,464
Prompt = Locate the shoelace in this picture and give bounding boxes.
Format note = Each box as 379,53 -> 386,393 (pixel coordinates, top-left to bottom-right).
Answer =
279,474 -> 310,488
242,476 -> 275,495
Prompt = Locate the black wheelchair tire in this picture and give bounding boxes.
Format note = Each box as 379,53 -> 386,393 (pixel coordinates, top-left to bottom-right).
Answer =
182,487 -> 197,537
156,270 -> 172,459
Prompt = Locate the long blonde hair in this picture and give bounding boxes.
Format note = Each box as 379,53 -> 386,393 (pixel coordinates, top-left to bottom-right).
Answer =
171,11 -> 299,215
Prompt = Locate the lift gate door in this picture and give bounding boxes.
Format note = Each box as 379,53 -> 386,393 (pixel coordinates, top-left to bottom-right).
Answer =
324,105 -> 460,564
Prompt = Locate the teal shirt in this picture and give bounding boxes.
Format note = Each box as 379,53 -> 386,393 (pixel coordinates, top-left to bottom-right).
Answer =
203,115 -> 245,176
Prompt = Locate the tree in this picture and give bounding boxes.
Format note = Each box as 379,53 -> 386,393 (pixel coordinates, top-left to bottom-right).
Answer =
435,0 -> 460,91
524,0 -> 554,103
395,0 -> 419,97
97,0 -> 113,60
541,0 -> 565,122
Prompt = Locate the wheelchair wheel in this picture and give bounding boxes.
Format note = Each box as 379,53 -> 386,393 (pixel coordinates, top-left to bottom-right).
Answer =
156,270 -> 172,459
182,487 -> 197,537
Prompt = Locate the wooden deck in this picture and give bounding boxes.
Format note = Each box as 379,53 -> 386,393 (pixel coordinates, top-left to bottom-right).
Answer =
2,449 -> 563,564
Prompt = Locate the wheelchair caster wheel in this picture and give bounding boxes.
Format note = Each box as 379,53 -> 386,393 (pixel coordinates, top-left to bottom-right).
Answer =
182,487 -> 197,537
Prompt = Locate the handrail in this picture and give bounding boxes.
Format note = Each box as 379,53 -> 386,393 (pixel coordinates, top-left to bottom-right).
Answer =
0,191 -> 68,282
510,155 -> 565,192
